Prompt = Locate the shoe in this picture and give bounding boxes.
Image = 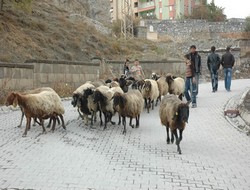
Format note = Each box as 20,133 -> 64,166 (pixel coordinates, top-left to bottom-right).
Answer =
212,90 -> 215,93
187,100 -> 192,105
192,104 -> 197,108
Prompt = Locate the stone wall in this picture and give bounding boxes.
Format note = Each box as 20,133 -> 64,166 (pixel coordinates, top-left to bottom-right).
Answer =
144,19 -> 246,39
0,60 -> 100,91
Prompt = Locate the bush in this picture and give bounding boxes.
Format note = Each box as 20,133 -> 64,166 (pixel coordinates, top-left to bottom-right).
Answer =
245,16 -> 250,32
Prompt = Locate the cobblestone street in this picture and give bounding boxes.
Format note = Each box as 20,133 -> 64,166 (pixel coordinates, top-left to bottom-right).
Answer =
0,79 -> 250,190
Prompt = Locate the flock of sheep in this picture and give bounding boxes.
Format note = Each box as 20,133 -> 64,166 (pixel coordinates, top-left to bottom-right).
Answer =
5,72 -> 190,154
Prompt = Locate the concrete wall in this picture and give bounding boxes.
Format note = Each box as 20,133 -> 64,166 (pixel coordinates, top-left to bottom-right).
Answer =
0,60 -> 100,91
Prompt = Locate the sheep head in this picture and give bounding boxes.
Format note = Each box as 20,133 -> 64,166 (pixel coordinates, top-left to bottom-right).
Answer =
112,92 -> 126,110
93,90 -> 107,104
5,92 -> 18,107
143,80 -> 152,92
173,103 -> 189,123
71,93 -> 80,107
83,88 -> 94,98
118,78 -> 128,93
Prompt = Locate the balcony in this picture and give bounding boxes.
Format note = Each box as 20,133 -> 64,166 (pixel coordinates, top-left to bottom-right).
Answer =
138,1 -> 156,12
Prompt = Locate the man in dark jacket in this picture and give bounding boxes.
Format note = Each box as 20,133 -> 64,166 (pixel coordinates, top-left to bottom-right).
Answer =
207,46 -> 220,92
189,45 -> 201,96
221,46 -> 235,92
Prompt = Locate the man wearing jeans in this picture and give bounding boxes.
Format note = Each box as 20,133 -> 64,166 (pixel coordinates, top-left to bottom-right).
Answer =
207,46 -> 220,92
221,47 -> 235,92
189,45 -> 201,96
184,54 -> 197,108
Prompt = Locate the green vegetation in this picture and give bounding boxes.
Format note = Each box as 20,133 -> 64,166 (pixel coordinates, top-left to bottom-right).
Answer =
187,1 -> 226,22
245,16 -> 250,32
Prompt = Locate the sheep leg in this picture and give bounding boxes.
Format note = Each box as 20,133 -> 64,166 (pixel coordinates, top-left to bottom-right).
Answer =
118,114 -> 121,125
166,126 -> 170,144
59,114 -> 66,130
32,118 -> 36,126
129,117 -> 134,128
99,111 -> 103,126
151,100 -> 154,110
46,118 -> 52,128
41,119 -> 46,134
103,112 -> 107,130
22,117 -> 31,137
136,115 -> 140,128
122,116 -> 126,134
172,129 -> 181,154
56,116 -> 60,125
144,98 -> 147,109
51,118 -> 56,132
18,111 -> 24,128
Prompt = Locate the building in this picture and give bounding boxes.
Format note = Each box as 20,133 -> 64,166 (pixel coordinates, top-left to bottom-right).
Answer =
110,0 -> 204,21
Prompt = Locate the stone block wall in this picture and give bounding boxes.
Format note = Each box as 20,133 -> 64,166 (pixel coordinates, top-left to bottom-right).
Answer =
0,60 -> 100,91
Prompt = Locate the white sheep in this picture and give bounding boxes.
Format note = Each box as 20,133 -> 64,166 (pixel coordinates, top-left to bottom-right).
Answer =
6,90 -> 65,137
71,82 -> 95,119
112,90 -> 144,134
156,76 -> 169,103
141,79 -> 160,113
159,94 -> 189,154
165,75 -> 185,100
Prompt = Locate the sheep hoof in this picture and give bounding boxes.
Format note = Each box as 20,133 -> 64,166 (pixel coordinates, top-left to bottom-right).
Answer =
17,125 -> 21,128
171,139 -> 174,144
166,139 -> 170,144
103,126 -> 107,131
111,121 -> 116,125
33,124 -> 36,127
22,133 -> 27,137
135,125 -> 139,128
130,124 -> 134,128
90,125 -> 96,129
62,125 -> 66,130
46,125 -> 51,128
118,121 -> 121,125
122,130 -> 126,135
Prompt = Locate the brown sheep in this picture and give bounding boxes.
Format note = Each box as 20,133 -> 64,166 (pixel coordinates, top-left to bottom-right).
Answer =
159,94 -> 189,154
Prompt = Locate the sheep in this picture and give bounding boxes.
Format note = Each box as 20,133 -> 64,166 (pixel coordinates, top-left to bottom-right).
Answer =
151,72 -> 160,81
118,77 -> 133,93
5,87 -> 60,128
141,79 -> 160,113
112,90 -> 144,134
93,85 -> 116,130
165,74 -> 185,100
156,76 -> 169,103
71,82 -> 95,118
159,94 -> 189,154
6,91 -> 66,137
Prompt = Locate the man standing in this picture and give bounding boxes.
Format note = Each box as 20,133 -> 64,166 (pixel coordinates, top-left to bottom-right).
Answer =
207,46 -> 220,92
184,54 -> 197,108
189,45 -> 201,96
221,46 -> 235,92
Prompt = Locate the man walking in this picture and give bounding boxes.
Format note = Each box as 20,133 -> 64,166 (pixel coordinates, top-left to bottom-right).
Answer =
221,46 -> 235,92
207,46 -> 220,92
184,54 -> 197,108
189,45 -> 201,96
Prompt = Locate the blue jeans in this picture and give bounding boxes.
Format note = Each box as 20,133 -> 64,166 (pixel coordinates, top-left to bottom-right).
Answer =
184,77 -> 196,104
194,73 -> 199,95
210,68 -> 218,91
224,68 -> 232,91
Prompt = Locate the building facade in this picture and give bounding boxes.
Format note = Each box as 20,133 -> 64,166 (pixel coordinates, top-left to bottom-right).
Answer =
110,0 -> 204,21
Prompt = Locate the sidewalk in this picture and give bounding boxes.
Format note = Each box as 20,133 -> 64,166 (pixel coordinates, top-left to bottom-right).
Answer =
0,79 -> 249,190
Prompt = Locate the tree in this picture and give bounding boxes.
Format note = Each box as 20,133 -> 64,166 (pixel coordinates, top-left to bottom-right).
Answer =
187,1 -> 226,22
245,16 -> 250,32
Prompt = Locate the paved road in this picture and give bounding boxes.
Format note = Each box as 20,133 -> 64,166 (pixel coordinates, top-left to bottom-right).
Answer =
0,79 -> 250,190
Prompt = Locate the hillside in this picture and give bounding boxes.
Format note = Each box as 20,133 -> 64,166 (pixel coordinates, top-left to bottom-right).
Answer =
0,0 -> 159,63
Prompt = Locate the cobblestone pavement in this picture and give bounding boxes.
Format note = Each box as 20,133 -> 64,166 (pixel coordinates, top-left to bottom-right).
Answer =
0,79 -> 250,190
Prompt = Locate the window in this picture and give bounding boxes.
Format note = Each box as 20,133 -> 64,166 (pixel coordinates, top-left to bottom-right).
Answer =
134,2 -> 138,7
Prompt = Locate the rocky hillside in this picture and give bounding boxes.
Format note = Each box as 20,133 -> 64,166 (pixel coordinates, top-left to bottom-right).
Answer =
0,0 -> 159,63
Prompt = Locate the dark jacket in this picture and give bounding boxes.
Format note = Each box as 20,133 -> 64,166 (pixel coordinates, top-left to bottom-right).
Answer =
207,52 -> 220,71
221,52 -> 235,68
189,52 -> 201,74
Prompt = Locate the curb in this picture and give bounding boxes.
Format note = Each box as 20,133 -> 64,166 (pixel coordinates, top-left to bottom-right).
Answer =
224,89 -> 250,136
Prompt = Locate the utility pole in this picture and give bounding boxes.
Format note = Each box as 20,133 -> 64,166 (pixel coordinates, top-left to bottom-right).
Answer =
121,0 -> 134,39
